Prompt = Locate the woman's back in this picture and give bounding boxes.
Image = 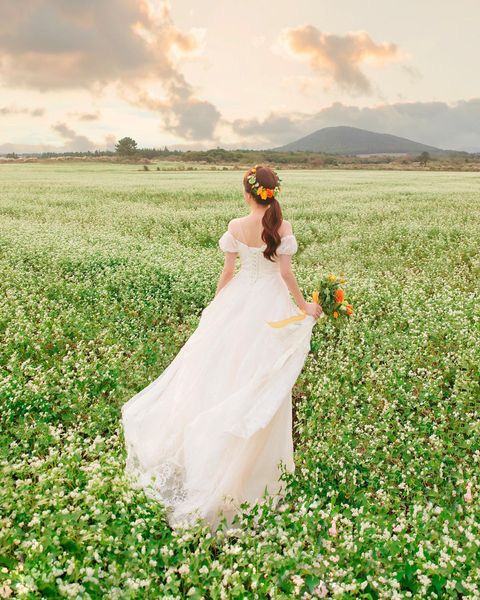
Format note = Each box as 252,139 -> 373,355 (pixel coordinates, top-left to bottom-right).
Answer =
229,216 -> 292,249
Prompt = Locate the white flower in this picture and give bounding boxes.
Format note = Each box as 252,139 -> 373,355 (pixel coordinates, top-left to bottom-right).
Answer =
313,582 -> 328,597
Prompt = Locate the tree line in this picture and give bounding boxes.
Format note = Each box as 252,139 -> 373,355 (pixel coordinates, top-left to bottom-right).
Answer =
3,137 -> 477,168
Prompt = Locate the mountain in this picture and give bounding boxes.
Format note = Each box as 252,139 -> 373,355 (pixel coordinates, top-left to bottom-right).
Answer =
271,126 -> 447,155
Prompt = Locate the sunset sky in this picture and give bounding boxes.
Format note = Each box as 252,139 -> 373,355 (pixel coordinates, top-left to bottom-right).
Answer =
1,0 -> 479,153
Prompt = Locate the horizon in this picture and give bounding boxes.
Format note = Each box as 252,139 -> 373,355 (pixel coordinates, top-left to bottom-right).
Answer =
3,124 -> 473,157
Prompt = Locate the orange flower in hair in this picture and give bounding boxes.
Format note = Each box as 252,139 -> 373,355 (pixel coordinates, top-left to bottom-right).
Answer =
246,165 -> 281,201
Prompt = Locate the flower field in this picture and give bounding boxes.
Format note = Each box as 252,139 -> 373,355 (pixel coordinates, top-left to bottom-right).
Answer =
0,163 -> 479,598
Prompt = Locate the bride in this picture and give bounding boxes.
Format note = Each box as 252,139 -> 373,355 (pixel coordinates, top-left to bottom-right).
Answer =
121,164 -> 324,531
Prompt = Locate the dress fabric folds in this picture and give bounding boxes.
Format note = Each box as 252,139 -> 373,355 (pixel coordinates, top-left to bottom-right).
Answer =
121,230 -> 316,531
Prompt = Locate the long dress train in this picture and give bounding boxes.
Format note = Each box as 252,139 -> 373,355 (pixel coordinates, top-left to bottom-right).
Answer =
121,229 -> 317,531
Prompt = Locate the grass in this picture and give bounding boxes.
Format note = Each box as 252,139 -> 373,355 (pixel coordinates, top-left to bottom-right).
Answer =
0,163 -> 479,598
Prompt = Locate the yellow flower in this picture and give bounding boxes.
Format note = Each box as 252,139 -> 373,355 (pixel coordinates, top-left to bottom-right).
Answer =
257,186 -> 266,199
328,273 -> 336,282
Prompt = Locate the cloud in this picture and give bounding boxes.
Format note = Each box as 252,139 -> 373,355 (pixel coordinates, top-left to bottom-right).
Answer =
0,142 -> 55,154
401,65 -> 422,83
68,111 -> 101,122
0,105 -> 45,117
123,78 -> 221,141
230,98 -> 480,152
0,130 -> 117,154
0,0 -> 187,89
0,0 -> 221,140
0,125 -> 116,154
281,25 -> 400,94
231,113 -> 302,146
51,122 -> 98,152
104,134 -> 117,150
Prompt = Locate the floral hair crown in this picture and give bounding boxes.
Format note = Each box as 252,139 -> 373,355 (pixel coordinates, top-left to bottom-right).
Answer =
247,164 -> 281,201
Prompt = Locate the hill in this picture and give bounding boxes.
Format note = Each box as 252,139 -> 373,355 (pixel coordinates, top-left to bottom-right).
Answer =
271,126 -> 446,155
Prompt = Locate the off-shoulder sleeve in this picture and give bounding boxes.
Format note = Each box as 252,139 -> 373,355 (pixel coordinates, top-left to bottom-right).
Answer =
219,230 -> 239,253
276,234 -> 298,256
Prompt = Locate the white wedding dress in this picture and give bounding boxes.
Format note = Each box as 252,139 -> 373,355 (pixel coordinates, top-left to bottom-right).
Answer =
121,229 -> 317,531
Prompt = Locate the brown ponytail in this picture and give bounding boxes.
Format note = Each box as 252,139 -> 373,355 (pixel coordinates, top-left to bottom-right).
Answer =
243,164 -> 283,262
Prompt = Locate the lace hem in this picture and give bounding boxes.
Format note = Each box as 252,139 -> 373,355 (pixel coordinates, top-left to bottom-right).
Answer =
124,443 -> 249,529
125,443 -> 187,505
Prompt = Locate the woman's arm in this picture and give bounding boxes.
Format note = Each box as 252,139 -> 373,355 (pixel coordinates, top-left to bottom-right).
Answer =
277,255 -> 323,318
215,252 -> 237,296
277,255 -> 308,309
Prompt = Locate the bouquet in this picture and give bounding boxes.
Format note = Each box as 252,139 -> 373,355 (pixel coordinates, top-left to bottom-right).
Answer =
266,272 -> 353,329
312,272 -> 353,321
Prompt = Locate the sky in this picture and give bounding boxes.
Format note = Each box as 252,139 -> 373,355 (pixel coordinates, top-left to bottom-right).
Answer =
1,0 -> 479,153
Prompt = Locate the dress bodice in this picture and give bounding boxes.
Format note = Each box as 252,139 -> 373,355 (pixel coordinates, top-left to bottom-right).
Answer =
219,230 -> 298,284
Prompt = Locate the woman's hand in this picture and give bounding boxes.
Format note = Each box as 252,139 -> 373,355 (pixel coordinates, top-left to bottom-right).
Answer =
304,302 -> 324,319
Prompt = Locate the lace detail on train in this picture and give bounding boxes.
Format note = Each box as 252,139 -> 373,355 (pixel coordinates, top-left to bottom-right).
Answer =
124,442 -> 207,527
125,442 -> 187,505
121,228 -> 315,531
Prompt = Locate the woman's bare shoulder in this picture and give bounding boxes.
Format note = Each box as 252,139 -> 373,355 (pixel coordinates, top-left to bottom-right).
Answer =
280,220 -> 293,236
227,217 -> 242,234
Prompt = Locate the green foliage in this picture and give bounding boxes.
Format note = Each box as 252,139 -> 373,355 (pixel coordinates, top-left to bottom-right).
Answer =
115,136 -> 138,156
0,164 -> 479,598
417,151 -> 431,166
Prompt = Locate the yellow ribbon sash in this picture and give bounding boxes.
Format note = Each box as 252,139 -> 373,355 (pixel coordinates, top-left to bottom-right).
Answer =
266,290 -> 320,329
266,309 -> 308,328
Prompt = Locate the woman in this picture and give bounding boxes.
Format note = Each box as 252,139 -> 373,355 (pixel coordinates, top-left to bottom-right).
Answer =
121,164 -> 323,532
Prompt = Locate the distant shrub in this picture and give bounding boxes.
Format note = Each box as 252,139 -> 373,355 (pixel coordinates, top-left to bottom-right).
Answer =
417,151 -> 431,166
324,156 -> 338,166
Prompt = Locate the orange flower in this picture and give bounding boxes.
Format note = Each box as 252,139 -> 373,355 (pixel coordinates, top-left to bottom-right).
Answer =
345,304 -> 353,315
335,288 -> 345,303
333,311 -> 339,318
266,188 -> 274,198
